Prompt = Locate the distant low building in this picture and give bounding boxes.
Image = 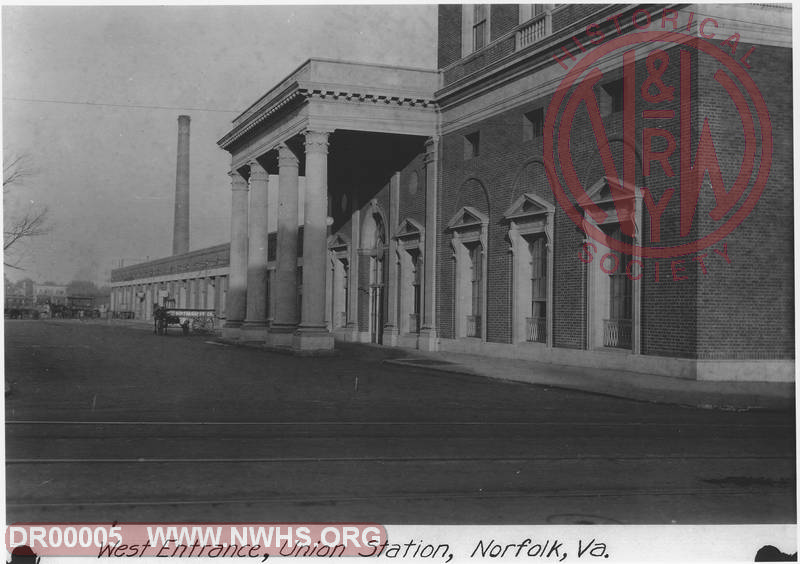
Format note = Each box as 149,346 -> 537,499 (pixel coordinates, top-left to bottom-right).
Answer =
5,294 -> 31,309
34,283 -> 67,305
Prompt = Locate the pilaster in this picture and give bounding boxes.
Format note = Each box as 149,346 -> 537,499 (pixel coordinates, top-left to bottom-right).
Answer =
383,172 -> 401,346
419,136 -> 439,351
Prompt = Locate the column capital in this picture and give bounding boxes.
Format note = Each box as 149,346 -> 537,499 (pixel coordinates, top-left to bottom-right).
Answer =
277,143 -> 299,167
229,170 -> 248,191
304,130 -> 330,155
248,160 -> 268,182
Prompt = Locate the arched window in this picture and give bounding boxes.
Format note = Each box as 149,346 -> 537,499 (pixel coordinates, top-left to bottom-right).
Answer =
603,224 -> 633,348
395,218 -> 425,336
504,193 -> 554,345
580,176 -> 642,352
448,206 -> 488,340
467,241 -> 483,338
528,235 -> 547,343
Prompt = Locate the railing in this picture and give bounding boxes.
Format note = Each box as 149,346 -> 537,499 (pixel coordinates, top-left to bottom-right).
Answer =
603,318 -> 632,349
466,315 -> 481,338
526,316 -> 547,343
516,12 -> 552,50
409,313 -> 420,334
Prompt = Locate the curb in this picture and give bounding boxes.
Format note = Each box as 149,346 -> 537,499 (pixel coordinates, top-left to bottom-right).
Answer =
384,358 -> 795,412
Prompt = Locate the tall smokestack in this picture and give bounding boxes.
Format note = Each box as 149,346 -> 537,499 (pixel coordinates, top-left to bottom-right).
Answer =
173,115 -> 191,255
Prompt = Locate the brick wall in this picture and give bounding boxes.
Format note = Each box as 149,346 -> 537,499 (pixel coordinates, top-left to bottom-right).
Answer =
438,32 -> 792,360
551,4 -> 605,34
443,36 -> 516,86
398,152 -> 427,227
440,4 -> 609,86
491,4 -> 519,41
694,42 -> 793,359
438,5 -> 462,69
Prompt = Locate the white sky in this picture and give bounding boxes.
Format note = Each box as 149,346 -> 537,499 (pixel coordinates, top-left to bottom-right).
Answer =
2,4 -> 437,285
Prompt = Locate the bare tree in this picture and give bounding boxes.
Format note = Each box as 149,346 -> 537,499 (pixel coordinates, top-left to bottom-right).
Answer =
3,152 -> 49,269
3,154 -> 36,189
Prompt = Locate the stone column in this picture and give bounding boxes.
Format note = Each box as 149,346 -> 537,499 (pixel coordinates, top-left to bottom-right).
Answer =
223,170 -> 249,338
419,137 -> 439,351
144,284 -> 152,320
242,160 -> 270,342
207,277 -> 215,312
269,144 -> 300,347
220,276 -> 227,317
294,130 -> 334,352
268,268 -> 276,324
383,172 -> 401,346
213,277 -> 221,316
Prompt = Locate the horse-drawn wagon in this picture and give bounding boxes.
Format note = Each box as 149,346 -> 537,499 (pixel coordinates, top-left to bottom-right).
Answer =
153,298 -> 215,336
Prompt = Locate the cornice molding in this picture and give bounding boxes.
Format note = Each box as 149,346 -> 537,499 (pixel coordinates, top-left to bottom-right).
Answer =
219,86 -> 438,152
218,89 -> 304,151
300,87 -> 434,108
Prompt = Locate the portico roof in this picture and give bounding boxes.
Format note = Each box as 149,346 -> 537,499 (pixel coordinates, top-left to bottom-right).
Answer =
218,58 -> 440,163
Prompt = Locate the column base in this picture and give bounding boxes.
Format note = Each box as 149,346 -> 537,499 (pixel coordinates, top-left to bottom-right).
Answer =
293,326 -> 334,353
266,323 -> 296,348
418,326 -> 439,351
397,333 -> 420,349
240,321 -> 269,343
333,325 -> 361,343
382,325 -> 400,347
222,320 -> 244,340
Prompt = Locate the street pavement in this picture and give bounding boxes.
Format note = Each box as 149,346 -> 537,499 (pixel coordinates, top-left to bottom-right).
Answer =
4,319 -> 796,524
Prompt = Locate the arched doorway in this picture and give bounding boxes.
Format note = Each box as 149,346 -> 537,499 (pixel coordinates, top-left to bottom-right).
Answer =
361,203 -> 387,344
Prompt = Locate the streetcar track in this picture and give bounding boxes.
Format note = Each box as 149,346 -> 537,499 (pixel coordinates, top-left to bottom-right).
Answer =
7,420 -> 794,428
7,487 -> 790,508
5,454 -> 794,464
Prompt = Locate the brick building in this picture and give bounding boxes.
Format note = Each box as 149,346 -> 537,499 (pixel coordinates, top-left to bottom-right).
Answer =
33,283 -> 67,306
111,4 -> 792,383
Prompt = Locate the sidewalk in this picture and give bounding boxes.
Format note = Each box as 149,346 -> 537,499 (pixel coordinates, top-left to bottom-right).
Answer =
386,349 -> 796,411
